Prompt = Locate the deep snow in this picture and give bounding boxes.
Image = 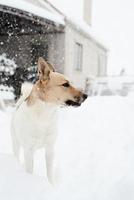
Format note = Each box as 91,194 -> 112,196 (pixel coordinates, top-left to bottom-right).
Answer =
0,96 -> 134,200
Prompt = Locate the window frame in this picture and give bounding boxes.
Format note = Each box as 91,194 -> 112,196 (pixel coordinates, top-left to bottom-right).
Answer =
74,42 -> 83,71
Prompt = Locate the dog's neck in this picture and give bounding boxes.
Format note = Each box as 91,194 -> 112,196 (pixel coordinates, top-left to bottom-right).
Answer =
24,98 -> 58,121
26,81 -> 46,106
19,82 -> 58,118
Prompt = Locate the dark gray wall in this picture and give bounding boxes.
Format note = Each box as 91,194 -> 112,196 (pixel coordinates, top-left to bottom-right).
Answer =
0,32 -> 65,72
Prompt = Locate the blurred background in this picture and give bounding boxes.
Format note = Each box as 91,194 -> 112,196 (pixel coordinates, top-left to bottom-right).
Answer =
1,1 -> 134,200
0,0 -> 134,104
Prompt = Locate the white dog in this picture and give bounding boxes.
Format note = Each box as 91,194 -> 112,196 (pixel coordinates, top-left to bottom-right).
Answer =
11,57 -> 87,184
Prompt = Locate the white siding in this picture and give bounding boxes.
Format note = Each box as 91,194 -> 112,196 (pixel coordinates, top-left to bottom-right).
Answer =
64,23 -> 107,89
47,33 -> 65,73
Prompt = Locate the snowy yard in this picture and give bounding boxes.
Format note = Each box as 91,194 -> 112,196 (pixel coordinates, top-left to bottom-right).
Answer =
0,96 -> 134,200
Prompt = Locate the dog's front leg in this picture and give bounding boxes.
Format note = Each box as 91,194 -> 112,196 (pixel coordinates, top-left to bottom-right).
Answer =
45,143 -> 55,185
24,148 -> 34,173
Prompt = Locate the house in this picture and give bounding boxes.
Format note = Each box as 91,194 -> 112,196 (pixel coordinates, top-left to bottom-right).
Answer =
0,0 -> 108,94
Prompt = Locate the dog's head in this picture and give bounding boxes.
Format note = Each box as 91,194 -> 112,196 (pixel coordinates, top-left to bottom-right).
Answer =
32,57 -> 87,107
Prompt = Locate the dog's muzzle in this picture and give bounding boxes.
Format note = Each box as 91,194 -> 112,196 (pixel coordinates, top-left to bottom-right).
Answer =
65,93 -> 88,107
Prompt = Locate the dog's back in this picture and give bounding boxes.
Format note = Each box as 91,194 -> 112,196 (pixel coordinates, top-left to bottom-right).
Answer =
16,83 -> 33,109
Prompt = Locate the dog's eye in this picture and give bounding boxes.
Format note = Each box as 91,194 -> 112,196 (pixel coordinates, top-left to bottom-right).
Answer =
62,82 -> 70,87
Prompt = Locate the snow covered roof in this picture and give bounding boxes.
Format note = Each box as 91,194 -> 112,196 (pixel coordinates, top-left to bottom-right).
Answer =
48,0 -> 108,50
66,18 -> 108,51
0,0 -> 107,50
0,0 -> 65,25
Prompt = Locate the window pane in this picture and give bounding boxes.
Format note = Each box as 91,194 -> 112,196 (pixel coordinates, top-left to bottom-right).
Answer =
74,42 -> 83,71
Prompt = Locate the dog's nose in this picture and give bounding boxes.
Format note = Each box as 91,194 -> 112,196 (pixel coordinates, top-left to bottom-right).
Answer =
82,93 -> 88,100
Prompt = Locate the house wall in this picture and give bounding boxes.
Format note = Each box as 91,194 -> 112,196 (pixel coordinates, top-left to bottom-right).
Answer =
0,34 -> 48,68
97,48 -> 107,77
64,22 -> 107,89
47,32 -> 65,73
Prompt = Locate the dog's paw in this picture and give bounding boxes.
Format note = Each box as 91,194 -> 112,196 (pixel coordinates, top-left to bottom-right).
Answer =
48,174 -> 61,188
47,176 -> 56,187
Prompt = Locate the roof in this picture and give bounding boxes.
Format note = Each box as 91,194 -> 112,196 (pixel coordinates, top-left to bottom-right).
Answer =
47,0 -> 108,51
66,18 -> 108,51
0,0 -> 65,25
0,0 -> 107,50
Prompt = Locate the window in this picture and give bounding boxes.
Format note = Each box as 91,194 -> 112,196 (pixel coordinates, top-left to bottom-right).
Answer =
98,54 -> 105,76
74,42 -> 83,71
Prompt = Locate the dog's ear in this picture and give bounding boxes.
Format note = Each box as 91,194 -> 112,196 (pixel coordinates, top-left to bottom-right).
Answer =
46,61 -> 55,72
37,57 -> 51,81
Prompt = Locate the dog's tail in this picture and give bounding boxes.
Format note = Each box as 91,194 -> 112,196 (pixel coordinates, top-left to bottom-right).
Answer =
16,82 -> 33,108
21,82 -> 33,98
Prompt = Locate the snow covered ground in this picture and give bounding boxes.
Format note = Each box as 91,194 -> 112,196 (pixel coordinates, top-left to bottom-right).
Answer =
0,96 -> 134,200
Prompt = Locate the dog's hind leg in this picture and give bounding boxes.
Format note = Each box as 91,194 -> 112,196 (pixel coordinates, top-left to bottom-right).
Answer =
11,124 -> 20,160
24,148 -> 34,173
